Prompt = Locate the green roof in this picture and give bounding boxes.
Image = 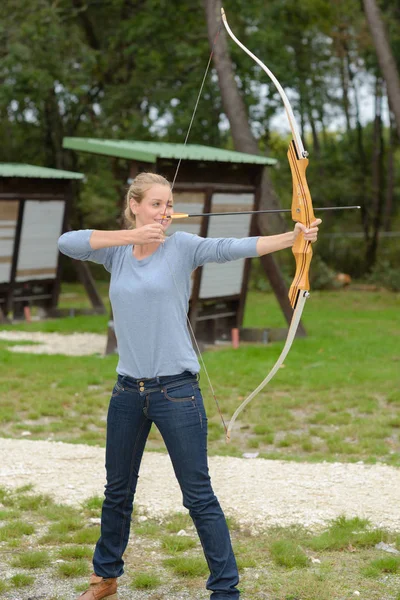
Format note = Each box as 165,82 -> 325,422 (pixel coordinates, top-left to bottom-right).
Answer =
0,163 -> 84,180
62,137 -> 276,166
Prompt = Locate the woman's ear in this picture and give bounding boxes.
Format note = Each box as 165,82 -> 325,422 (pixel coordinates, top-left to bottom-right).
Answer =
130,199 -> 137,215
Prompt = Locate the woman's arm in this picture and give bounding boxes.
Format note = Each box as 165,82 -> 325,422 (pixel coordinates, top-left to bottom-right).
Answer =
58,224 -> 167,270
90,224 -> 165,249
256,219 -> 321,256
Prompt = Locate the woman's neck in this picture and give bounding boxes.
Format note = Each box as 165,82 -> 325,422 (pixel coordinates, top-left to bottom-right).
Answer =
133,242 -> 160,259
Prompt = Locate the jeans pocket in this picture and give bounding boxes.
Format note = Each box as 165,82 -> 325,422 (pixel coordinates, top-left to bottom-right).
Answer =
163,382 -> 197,403
111,380 -> 125,398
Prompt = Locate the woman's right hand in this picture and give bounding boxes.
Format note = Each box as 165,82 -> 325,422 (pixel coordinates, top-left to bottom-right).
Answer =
130,224 -> 166,245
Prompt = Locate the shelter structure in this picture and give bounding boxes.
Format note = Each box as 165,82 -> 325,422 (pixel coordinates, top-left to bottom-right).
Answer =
0,164 -> 85,322
63,137 -> 278,344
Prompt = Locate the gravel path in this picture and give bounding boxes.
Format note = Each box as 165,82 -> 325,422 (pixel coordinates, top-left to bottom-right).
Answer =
1,437 -> 399,531
0,331 -> 106,356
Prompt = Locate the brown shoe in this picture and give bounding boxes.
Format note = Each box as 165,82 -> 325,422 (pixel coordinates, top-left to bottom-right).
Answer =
78,574 -> 118,599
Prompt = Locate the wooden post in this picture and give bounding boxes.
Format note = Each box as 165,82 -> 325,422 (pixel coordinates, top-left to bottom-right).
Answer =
254,222 -> 306,337
188,187 -> 212,335
6,199 -> 25,317
64,222 -> 106,315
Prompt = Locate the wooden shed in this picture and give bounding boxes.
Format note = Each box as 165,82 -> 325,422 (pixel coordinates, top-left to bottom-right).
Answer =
63,138 -> 277,343
0,163 -> 84,321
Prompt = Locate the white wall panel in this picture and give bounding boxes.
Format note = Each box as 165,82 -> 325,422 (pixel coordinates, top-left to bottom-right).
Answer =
200,193 -> 254,299
16,200 -> 65,281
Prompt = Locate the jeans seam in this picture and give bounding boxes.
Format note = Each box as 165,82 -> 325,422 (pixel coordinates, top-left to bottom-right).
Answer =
113,416 -> 147,577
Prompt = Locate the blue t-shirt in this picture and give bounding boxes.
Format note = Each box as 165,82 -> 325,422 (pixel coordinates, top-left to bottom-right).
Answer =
58,230 -> 259,378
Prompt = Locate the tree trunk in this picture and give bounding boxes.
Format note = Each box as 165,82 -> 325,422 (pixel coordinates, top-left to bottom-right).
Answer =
334,37 -> 352,132
350,67 -> 369,242
203,0 -> 306,335
383,109 -> 395,231
363,0 -> 400,139
365,78 -> 385,269
203,0 -> 285,235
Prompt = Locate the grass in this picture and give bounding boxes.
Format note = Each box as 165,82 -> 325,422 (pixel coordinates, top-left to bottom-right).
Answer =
0,520 -> 35,541
270,539 -> 309,568
0,285 -> 399,598
0,486 -> 399,599
363,556 -> 400,576
163,556 -> 209,577
10,573 -> 35,588
306,516 -> 388,551
0,286 -> 399,466
130,572 -> 162,589
11,550 -> 51,569
161,535 -> 197,553
58,546 -> 93,560
57,559 -> 91,578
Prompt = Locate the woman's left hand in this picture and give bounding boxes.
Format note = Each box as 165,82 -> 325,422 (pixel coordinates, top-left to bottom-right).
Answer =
293,218 -> 322,243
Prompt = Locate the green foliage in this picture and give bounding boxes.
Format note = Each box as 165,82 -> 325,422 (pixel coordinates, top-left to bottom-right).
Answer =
164,513 -> 193,533
58,546 -> 92,560
0,0 -> 397,275
0,520 -> 35,541
12,551 -> 51,569
309,256 -> 337,290
367,259 -> 400,291
270,539 -> 309,568
69,527 -> 100,545
363,556 -> 400,577
82,495 -> 103,514
130,572 -> 161,590
57,559 -> 90,578
10,573 -> 35,588
16,492 -> 53,511
1,287 -> 400,466
306,516 -> 387,552
161,535 -> 197,554
163,556 -> 208,577
47,517 -> 85,535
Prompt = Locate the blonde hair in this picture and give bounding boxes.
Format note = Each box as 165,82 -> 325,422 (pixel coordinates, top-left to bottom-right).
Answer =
124,172 -> 171,228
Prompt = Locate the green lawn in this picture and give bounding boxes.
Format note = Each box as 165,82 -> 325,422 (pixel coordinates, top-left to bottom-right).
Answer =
0,486 -> 399,600
0,286 -> 399,464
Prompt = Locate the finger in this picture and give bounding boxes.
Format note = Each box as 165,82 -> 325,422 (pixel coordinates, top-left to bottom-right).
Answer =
310,219 -> 322,227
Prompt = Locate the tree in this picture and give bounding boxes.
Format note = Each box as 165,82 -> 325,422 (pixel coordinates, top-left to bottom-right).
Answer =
203,0 -> 306,333
363,0 -> 400,139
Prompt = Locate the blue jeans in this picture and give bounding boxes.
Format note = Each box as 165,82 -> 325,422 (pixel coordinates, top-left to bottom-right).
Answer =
93,371 -> 240,599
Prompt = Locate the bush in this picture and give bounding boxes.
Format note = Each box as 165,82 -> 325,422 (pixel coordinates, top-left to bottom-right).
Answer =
367,260 -> 400,292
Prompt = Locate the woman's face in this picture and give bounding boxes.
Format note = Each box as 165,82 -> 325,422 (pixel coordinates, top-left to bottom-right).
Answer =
131,184 -> 173,231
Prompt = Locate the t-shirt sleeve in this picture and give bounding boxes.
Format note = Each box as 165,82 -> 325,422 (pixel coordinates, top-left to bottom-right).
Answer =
57,230 -> 116,273
174,231 -> 259,270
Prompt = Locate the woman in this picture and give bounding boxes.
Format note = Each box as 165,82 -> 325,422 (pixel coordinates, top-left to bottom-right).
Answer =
58,172 -> 321,600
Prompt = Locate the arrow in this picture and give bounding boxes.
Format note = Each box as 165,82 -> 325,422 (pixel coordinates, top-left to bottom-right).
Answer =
166,205 -> 361,219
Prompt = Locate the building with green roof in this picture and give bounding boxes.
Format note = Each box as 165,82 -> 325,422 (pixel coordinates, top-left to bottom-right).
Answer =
63,137 -> 277,345
0,163 -> 85,321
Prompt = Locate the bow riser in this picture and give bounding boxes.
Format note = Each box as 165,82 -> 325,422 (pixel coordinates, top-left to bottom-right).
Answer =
287,141 -> 316,308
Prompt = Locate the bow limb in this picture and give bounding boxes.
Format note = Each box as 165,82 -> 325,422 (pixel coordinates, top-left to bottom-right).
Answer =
221,8 -> 306,159
225,291 -> 308,441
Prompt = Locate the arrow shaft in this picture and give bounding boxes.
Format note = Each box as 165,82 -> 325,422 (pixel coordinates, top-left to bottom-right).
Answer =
168,206 -> 360,219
